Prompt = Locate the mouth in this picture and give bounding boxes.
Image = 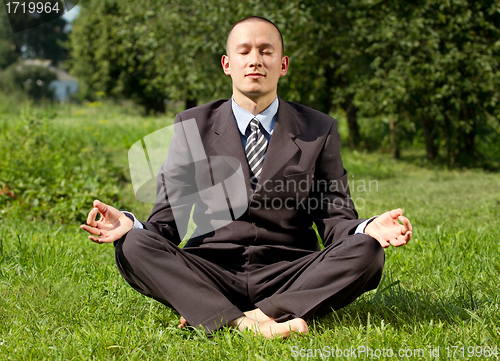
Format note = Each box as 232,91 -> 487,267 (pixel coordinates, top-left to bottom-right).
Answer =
245,73 -> 265,79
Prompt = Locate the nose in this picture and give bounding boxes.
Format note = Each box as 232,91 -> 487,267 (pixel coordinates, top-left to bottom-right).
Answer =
249,49 -> 263,68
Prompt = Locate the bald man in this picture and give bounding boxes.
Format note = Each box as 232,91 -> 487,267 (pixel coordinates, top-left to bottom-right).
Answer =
81,16 -> 412,338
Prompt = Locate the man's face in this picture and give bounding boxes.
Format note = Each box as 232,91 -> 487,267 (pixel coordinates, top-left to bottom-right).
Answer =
222,20 -> 288,102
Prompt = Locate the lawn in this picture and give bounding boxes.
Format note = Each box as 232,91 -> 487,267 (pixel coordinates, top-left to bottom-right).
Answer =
0,100 -> 499,360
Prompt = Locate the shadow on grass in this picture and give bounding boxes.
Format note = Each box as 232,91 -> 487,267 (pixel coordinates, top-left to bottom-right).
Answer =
314,274 -> 494,330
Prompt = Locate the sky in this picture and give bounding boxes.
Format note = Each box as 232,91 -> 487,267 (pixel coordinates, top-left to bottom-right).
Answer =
62,4 -> 81,23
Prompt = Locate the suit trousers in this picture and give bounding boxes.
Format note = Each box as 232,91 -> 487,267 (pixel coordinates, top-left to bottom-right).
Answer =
114,228 -> 385,333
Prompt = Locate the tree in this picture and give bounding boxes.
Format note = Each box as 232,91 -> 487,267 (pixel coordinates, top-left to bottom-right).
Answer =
69,0 -> 500,168
70,0 -> 230,113
0,12 -> 22,68
0,9 -> 69,69
17,16 -> 70,65
0,63 -> 56,100
345,0 -> 500,167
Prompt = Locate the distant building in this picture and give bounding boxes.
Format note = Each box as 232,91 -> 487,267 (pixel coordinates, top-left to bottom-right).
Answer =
48,66 -> 79,102
22,59 -> 79,102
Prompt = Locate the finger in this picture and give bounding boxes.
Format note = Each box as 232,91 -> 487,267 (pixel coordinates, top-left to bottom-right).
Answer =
390,237 -> 407,247
378,238 -> 390,248
94,200 -> 109,218
80,224 -> 101,236
388,236 -> 404,247
392,231 -> 412,247
86,207 -> 99,227
88,234 -> 114,244
88,235 -> 102,243
398,216 -> 412,232
389,208 -> 403,220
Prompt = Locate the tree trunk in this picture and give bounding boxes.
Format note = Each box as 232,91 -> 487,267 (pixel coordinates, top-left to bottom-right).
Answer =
389,117 -> 400,159
341,94 -> 361,150
457,107 -> 475,166
464,128 -> 475,154
144,97 -> 165,115
462,107 -> 475,155
421,117 -> 437,160
444,113 -> 455,169
185,97 -> 197,110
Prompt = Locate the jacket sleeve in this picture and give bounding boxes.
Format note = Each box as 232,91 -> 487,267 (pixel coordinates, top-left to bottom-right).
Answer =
140,113 -> 199,245
308,119 -> 366,248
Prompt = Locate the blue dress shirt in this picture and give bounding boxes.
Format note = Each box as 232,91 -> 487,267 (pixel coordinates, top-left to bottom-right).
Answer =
231,95 -> 278,148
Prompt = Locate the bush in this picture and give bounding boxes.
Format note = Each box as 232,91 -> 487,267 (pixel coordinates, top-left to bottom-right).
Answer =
0,102 -> 126,223
0,62 -> 56,101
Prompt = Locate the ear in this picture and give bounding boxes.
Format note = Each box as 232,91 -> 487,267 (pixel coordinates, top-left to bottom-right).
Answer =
221,55 -> 231,75
280,56 -> 289,77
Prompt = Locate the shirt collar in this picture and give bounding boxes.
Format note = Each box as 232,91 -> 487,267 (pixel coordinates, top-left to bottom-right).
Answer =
231,95 -> 279,136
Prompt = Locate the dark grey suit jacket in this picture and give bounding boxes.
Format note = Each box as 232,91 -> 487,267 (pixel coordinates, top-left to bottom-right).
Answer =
140,98 -> 365,269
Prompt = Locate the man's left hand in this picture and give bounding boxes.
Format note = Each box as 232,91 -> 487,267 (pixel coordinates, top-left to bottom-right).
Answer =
365,208 -> 412,248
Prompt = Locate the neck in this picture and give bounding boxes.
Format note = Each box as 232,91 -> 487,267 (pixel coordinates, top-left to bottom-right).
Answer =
233,91 -> 276,116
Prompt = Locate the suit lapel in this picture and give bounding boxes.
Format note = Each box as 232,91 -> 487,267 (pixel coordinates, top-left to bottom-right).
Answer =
259,98 -> 300,182
208,98 -> 301,199
209,100 -> 254,196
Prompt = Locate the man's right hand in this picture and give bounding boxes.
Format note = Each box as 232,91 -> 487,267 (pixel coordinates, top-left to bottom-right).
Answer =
80,200 -> 134,244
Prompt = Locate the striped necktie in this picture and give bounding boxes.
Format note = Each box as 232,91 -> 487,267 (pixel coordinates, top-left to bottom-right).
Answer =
245,118 -> 268,185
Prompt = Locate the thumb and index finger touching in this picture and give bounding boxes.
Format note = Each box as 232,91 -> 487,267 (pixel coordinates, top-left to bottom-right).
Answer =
389,208 -> 412,229
85,199 -> 106,227
80,200 -> 115,243
381,208 -> 413,244
92,199 -> 109,216
391,208 -> 413,241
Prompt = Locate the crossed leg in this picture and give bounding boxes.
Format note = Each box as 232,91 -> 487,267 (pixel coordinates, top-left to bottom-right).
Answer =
116,229 -> 383,338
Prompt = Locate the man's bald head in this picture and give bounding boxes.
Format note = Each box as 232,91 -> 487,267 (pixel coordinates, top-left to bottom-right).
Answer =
225,16 -> 284,57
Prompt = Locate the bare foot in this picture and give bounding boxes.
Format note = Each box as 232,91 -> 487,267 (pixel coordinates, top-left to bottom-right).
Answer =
230,312 -> 308,338
178,316 -> 188,329
178,309 -> 270,330
244,308 -> 274,323
178,310 -> 270,330
255,318 -> 308,338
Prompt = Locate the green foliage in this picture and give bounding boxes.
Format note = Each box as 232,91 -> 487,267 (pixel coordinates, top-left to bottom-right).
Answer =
68,0 -> 500,169
70,0 -> 231,113
16,16 -> 70,63
0,8 -> 70,68
0,63 -> 57,100
0,12 -> 21,68
69,0 -> 339,113
0,101 -> 125,223
344,0 -> 500,168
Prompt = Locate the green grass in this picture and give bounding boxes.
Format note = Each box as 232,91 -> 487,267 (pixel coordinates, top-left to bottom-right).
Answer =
0,99 -> 499,360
